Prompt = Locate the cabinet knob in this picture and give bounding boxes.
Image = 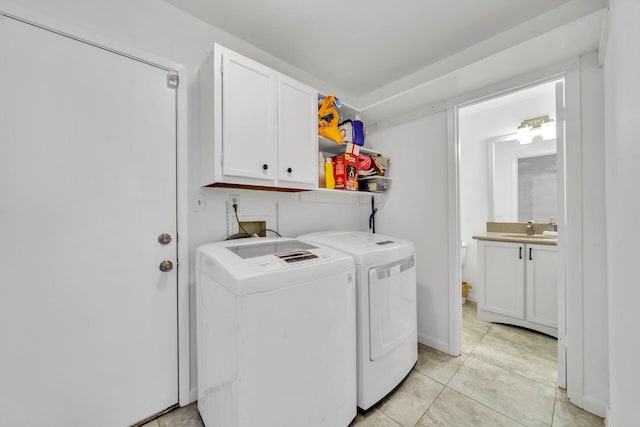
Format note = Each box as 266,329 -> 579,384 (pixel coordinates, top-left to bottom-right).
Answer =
286,167 -> 292,173
262,164 -> 269,170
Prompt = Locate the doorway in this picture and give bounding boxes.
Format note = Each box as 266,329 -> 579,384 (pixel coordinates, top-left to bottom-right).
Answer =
455,79 -> 566,388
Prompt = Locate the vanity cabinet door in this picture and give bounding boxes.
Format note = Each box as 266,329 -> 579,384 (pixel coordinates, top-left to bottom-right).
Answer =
478,240 -> 525,319
526,244 -> 558,328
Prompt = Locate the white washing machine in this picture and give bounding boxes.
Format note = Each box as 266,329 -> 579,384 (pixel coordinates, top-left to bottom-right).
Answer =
195,238 -> 356,427
298,231 -> 417,410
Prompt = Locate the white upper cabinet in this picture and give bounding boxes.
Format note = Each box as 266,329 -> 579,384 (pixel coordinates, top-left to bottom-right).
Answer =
200,44 -> 318,190
221,51 -> 277,183
277,75 -> 318,187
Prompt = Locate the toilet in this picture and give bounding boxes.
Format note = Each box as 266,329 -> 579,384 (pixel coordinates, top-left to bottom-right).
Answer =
461,241 -> 468,268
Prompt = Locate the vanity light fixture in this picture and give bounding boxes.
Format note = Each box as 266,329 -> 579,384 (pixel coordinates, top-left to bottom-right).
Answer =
517,115 -> 555,144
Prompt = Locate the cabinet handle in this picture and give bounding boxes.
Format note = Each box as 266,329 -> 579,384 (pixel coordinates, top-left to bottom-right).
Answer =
529,248 -> 533,261
262,164 -> 269,170
519,247 -> 522,259
287,167 -> 292,173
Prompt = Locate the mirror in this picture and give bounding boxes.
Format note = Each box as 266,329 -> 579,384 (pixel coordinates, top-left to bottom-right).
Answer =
489,135 -> 557,222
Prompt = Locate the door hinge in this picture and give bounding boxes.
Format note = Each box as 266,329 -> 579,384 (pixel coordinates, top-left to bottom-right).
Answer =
167,72 -> 179,89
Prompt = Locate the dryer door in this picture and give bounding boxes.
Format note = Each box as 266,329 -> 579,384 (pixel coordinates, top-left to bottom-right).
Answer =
368,256 -> 417,361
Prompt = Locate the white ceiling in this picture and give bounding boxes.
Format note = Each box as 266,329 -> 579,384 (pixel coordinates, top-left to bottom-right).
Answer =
461,81 -> 558,116
165,0 -> 606,123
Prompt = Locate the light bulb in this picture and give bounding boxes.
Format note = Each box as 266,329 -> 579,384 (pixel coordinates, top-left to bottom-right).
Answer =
517,126 -> 532,144
541,121 -> 556,140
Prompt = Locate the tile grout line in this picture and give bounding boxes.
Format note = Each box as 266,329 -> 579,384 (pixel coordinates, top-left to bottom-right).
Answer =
450,324 -> 529,425
443,386 -> 528,427
458,315 -> 555,426
550,388 -> 558,426
377,408 -> 402,427
467,329 -> 559,391
410,380 -> 449,427
463,351 -> 559,396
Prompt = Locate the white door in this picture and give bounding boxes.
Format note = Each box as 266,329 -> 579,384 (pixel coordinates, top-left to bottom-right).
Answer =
277,75 -> 318,188
0,16 -> 178,427
221,50 -> 277,183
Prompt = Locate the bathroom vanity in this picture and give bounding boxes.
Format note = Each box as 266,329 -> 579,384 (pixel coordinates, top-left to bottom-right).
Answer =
473,231 -> 557,337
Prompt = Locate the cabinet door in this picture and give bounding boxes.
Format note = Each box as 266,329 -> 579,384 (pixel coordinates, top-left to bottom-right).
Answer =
277,75 -> 318,188
526,244 -> 558,327
221,50 -> 277,182
479,241 -> 525,319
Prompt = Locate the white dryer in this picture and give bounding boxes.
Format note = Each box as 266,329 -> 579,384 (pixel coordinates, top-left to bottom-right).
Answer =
195,238 -> 356,427
298,231 -> 417,410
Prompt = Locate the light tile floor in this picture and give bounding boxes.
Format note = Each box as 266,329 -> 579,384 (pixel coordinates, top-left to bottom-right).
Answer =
145,301 -> 604,427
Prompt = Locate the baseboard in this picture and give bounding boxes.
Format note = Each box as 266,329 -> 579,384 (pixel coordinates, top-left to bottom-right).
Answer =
581,395 -> 607,417
418,333 -> 450,354
605,406 -> 612,427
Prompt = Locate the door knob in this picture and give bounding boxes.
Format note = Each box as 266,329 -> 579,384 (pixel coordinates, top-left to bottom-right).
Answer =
157,233 -> 172,245
159,260 -> 173,272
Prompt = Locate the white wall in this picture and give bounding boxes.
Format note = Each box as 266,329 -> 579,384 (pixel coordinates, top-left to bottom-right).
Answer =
458,90 -> 555,301
366,113 -> 451,352
604,0 -> 640,425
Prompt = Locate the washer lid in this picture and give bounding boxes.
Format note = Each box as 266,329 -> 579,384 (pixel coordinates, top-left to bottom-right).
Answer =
226,240 -> 317,260
196,237 -> 354,295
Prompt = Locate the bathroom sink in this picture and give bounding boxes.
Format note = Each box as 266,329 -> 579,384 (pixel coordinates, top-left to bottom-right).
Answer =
501,233 -> 556,239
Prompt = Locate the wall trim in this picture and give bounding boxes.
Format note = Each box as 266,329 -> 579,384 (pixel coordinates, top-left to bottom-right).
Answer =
582,395 -> 607,418
447,108 -> 462,357
564,57 -> 585,408
418,333 -> 450,354
605,406 -> 613,427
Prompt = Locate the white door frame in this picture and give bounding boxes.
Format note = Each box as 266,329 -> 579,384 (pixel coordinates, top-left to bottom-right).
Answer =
0,5 -> 191,406
447,59 -> 582,400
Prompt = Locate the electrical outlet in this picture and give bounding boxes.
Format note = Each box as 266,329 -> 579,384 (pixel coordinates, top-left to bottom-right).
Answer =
193,193 -> 206,212
229,194 -> 240,208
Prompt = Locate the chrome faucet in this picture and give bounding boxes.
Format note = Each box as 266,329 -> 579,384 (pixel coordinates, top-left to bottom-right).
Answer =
526,220 -> 534,235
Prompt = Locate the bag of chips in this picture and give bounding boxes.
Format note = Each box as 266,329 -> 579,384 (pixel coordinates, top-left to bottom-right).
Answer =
318,96 -> 343,144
